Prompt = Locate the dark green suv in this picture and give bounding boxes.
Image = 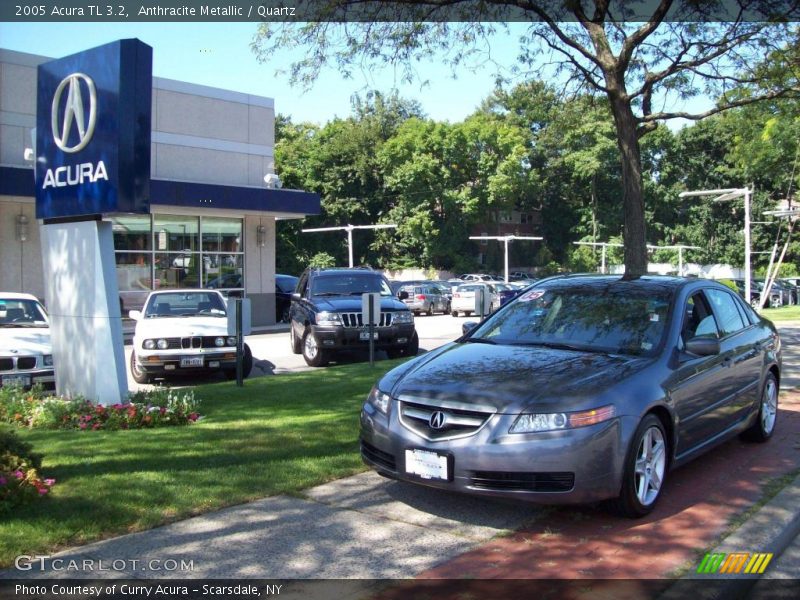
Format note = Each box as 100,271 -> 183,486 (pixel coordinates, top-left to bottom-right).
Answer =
289,268 -> 418,367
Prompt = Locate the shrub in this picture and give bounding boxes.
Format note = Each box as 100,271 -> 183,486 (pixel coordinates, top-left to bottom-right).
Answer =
0,426 -> 53,513
0,385 -> 201,431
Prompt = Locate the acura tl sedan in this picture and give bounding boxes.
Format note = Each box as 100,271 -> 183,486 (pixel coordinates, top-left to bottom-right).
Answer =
360,275 -> 781,518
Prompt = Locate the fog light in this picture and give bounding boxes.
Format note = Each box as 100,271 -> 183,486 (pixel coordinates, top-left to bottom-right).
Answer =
323,339 -> 335,346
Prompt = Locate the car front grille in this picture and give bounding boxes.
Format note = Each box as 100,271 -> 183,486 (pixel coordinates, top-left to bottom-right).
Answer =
340,312 -> 394,328
160,337 -> 228,349
361,441 -> 397,471
469,471 -> 575,493
398,398 -> 494,441
0,356 -> 38,371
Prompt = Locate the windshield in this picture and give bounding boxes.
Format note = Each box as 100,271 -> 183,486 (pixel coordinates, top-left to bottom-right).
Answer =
0,299 -> 49,328
468,284 -> 672,356
311,274 -> 393,297
144,292 -> 227,318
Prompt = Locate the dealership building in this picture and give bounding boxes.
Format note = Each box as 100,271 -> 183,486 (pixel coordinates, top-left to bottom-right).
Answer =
0,43 -> 319,326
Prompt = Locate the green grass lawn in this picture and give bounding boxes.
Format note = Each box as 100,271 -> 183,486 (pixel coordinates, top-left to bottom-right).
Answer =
761,305 -> 800,322
0,359 -> 405,568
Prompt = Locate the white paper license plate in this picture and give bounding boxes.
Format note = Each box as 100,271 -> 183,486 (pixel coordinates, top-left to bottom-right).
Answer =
405,449 -> 449,481
359,331 -> 379,341
180,357 -> 204,368
2,374 -> 31,387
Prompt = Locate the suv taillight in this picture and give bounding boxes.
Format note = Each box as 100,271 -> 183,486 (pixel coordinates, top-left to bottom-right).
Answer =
416,294 -> 426,300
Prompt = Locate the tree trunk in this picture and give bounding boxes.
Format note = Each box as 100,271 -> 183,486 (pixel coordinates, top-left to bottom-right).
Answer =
608,95 -> 648,278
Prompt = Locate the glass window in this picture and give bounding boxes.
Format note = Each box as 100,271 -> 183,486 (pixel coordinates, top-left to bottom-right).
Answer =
202,217 -> 242,254
153,215 -> 199,253
706,289 -> 746,336
115,254 -> 152,291
203,254 -> 243,289
143,291 -> 227,318
113,215 -> 151,251
154,253 -> 201,290
682,293 -> 718,343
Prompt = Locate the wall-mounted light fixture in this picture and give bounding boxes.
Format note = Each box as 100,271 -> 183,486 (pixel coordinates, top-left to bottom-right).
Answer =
256,224 -> 266,247
16,214 -> 29,242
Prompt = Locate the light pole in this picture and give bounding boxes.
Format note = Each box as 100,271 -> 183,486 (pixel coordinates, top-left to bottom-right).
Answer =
679,188 -> 752,304
301,223 -> 398,268
469,235 -> 543,282
645,244 -> 701,276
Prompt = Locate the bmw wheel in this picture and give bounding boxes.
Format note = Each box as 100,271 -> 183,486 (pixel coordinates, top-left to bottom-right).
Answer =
130,352 -> 151,384
224,344 -> 254,380
290,325 -> 302,354
613,414 -> 668,518
302,329 -> 328,367
741,372 -> 778,442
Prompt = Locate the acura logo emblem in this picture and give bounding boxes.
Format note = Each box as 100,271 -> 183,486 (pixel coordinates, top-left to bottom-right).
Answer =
51,73 -> 97,153
429,411 -> 447,430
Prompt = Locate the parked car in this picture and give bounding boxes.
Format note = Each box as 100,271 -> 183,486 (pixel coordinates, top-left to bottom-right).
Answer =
459,273 -> 497,283
289,268 -> 418,367
0,293 -> 55,390
360,275 -> 781,518
732,279 -> 782,308
399,283 -> 451,316
129,289 -> 252,383
509,271 -> 533,281
206,273 -> 242,290
451,283 -> 499,317
780,278 -> 800,304
492,282 -> 520,306
275,274 -> 299,323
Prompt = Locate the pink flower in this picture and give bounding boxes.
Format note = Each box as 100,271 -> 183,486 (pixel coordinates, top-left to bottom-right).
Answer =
37,487 -> 48,495
79,423 -> 87,430
44,478 -> 56,486
0,476 -> 7,486
14,470 -> 24,479
188,413 -> 199,422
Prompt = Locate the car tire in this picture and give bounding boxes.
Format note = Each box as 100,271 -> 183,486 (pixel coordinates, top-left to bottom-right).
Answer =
224,344 -> 254,380
465,311 -> 472,317
280,306 -> 290,324
612,414 -> 668,518
302,329 -> 328,367
741,372 -> 778,443
451,310 -> 459,317
130,352 -> 151,384
426,304 -> 433,316
290,325 -> 302,354
402,331 -> 419,357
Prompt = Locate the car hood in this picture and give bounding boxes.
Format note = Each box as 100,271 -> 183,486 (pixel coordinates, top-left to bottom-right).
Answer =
310,296 -> 408,312
134,316 -> 229,338
0,327 -> 51,356
384,342 -> 651,414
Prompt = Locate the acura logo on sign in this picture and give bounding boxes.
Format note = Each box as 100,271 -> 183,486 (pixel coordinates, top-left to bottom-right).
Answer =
51,73 -> 97,153
429,411 -> 447,430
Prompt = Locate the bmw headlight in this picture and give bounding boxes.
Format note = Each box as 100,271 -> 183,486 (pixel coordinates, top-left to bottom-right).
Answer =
43,355 -> 54,367
157,339 -> 169,350
227,336 -> 236,346
366,386 -> 392,414
143,339 -> 156,350
393,311 -> 414,324
316,311 -> 342,327
509,405 -> 616,434
215,337 -> 225,347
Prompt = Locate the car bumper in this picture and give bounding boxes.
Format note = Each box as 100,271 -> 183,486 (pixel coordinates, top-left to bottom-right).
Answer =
360,402 -> 638,504
136,350 -> 238,375
311,324 -> 416,350
0,369 -> 55,390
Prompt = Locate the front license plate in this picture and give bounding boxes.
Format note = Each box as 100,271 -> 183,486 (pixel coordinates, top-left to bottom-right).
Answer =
208,361 -> 220,368
405,449 -> 449,481
180,357 -> 204,368
359,331 -> 379,341
2,374 -> 31,387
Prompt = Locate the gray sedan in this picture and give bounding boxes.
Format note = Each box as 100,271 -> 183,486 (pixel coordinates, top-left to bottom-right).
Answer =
360,275 -> 781,518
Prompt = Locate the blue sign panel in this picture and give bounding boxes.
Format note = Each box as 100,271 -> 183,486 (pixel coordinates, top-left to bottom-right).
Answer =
36,39 -> 152,220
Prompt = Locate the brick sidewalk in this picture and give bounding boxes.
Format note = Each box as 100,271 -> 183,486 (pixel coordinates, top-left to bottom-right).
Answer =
418,391 -> 800,580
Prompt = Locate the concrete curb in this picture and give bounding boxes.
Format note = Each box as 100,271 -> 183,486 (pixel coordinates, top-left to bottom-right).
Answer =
661,472 -> 800,598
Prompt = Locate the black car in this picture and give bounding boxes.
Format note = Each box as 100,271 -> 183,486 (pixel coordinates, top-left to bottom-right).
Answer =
289,268 -> 418,367
275,274 -> 298,323
360,275 -> 780,517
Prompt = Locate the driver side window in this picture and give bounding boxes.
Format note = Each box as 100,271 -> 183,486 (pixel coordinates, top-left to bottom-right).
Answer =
682,292 -> 719,344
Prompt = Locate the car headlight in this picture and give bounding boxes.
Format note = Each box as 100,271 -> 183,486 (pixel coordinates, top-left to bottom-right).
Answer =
509,405 -> 616,434
215,337 -> 225,347
366,386 -> 392,414
316,311 -> 342,326
227,336 -> 237,346
43,355 -> 53,367
393,311 -> 414,324
157,339 -> 169,350
143,339 -> 156,350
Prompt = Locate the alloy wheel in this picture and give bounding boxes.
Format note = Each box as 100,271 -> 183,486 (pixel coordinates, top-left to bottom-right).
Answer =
634,425 -> 666,507
761,377 -> 778,435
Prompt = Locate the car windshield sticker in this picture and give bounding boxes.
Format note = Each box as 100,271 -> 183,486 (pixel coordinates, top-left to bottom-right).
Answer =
518,290 -> 545,302
649,313 -> 660,322
641,341 -> 653,351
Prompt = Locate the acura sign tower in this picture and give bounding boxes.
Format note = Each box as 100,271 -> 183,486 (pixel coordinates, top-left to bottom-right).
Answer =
35,39 -> 152,403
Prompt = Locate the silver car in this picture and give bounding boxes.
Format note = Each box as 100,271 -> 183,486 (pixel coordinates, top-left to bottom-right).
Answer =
361,275 -> 780,518
399,284 -> 450,316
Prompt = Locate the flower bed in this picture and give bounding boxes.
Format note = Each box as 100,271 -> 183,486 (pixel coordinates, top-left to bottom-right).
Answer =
0,385 -> 201,430
1,426 -> 54,513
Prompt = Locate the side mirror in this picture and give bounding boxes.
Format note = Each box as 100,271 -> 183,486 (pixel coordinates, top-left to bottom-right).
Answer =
462,321 -> 479,336
685,337 -> 720,357
399,291 -> 409,300
291,292 -> 301,300
128,310 -> 142,321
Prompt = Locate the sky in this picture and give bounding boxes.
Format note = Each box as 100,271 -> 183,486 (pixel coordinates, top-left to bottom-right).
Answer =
0,21 -> 528,125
